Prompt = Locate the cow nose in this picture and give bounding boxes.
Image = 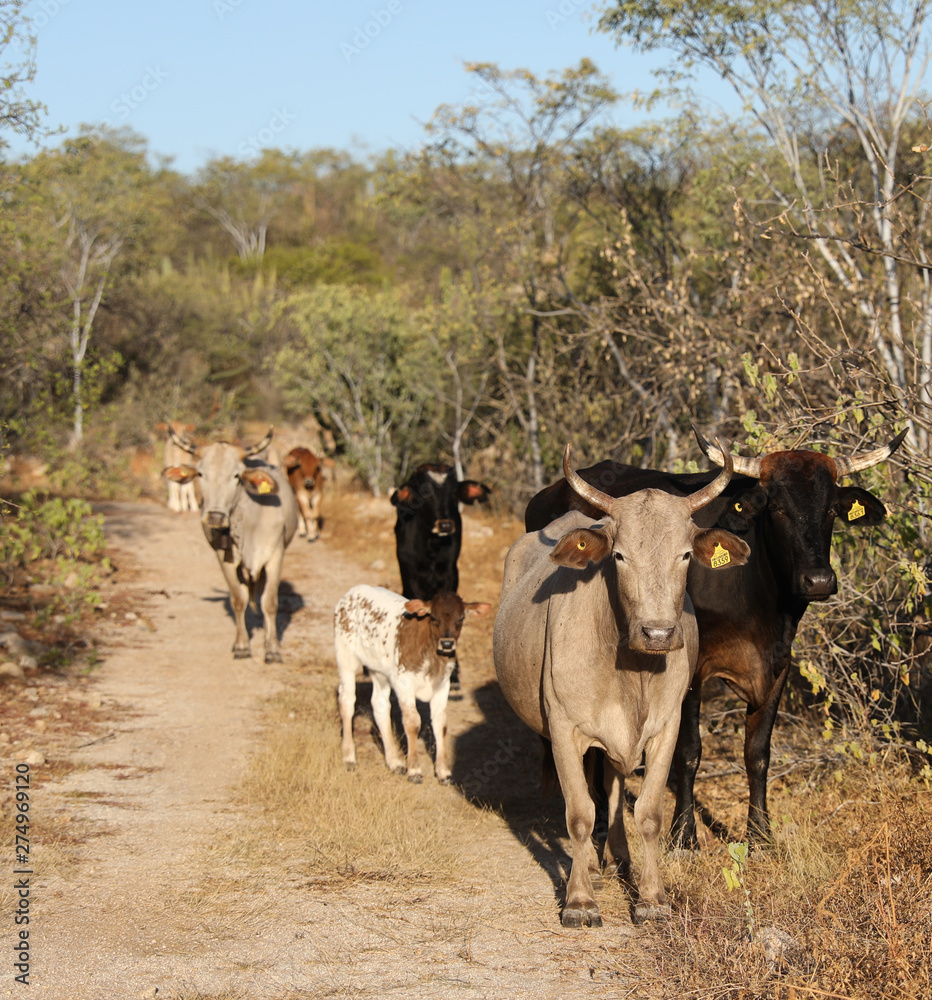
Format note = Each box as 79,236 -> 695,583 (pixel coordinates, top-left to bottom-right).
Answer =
642,625 -> 676,645
438,639 -> 456,653
433,519 -> 455,536
205,511 -> 227,529
798,568 -> 837,599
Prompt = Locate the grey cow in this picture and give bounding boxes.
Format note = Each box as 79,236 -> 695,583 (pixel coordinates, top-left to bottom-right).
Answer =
164,425 -> 297,662
493,444 -> 748,928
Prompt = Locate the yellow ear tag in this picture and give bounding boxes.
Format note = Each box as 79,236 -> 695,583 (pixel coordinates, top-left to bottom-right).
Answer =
577,540 -> 586,550
734,502 -> 743,512
711,543 -> 731,569
848,499 -> 865,521
258,480 -> 272,495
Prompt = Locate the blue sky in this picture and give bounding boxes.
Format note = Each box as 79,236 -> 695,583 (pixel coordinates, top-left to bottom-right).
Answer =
10,0 -> 714,176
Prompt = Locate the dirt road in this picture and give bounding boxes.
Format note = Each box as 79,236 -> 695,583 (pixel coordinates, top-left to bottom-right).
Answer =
20,500 -> 664,999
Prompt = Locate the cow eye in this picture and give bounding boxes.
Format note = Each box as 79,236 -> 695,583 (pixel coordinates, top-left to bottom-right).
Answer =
682,552 -> 691,561
614,552 -> 625,562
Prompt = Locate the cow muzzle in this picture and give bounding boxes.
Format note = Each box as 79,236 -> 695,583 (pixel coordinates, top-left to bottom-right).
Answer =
437,638 -> 457,657
630,621 -> 683,654
204,510 -> 229,530
432,519 -> 456,536
797,567 -> 837,600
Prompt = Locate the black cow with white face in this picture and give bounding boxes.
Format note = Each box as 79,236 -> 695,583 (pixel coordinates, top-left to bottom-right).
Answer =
525,426 -> 906,847
390,464 -> 491,602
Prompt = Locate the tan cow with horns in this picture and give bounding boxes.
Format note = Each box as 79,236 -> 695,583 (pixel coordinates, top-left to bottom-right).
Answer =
493,443 -> 749,928
163,424 -> 297,663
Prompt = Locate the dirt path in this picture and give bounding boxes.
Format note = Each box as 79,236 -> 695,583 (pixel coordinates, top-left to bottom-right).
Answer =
25,500 -> 663,1000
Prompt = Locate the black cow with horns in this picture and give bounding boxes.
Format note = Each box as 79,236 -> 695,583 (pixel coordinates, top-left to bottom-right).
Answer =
524,426 -> 907,847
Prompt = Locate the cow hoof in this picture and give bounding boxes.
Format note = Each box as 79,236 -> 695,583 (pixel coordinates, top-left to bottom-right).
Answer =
233,648 -> 252,660
407,772 -> 424,784
561,903 -> 602,928
344,761 -> 356,772
633,901 -> 671,923
265,650 -> 283,664
391,765 -> 406,776
437,775 -> 452,786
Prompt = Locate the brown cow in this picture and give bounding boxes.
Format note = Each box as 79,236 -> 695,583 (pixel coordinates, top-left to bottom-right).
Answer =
284,447 -> 323,541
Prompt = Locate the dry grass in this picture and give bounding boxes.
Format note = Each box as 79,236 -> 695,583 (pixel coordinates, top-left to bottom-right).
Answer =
236,673 -> 487,884
209,474 -> 932,996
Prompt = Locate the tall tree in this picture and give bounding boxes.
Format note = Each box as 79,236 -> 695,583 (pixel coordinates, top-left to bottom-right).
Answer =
25,129 -> 154,445
427,60 -> 618,491
0,0 -> 47,148
600,0 -> 932,451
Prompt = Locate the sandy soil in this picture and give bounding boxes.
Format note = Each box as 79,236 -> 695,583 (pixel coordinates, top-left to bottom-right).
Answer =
12,499 -> 674,1000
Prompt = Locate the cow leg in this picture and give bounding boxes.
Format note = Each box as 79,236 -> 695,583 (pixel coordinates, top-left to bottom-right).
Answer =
670,681 -> 702,850
399,693 -> 423,784
370,673 -> 405,774
218,560 -> 251,658
181,482 -> 198,512
167,480 -> 181,513
336,642 -> 360,770
745,661 -> 791,844
633,729 -> 677,922
306,490 -> 321,541
259,553 -> 285,663
429,680 -> 452,783
601,757 -> 631,879
551,732 -> 601,928
295,491 -> 309,537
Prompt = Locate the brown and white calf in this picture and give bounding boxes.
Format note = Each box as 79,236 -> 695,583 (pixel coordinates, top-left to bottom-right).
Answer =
284,446 -> 324,541
335,585 -> 491,783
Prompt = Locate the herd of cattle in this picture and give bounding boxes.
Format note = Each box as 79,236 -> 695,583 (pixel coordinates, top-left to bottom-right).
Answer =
160,421 -> 906,928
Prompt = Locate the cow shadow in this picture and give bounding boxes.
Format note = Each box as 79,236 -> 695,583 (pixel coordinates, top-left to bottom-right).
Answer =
203,577 -> 304,646
450,680 -> 576,897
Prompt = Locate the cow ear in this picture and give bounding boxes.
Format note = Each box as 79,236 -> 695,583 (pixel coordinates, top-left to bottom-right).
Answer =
836,487 -> 886,526
163,464 -> 198,484
692,528 -> 750,570
392,485 -> 413,507
458,480 -> 490,505
551,528 -> 612,568
404,599 -> 430,617
241,469 -> 279,496
465,601 -> 492,618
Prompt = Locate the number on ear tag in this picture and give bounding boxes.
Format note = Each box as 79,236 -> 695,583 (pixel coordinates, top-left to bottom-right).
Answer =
848,499 -> 865,521
711,543 -> 731,569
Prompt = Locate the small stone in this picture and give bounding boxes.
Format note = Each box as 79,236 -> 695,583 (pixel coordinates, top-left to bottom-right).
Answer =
0,610 -> 25,622
22,751 -> 45,766
124,611 -> 138,622
63,571 -> 80,589
756,926 -> 799,965
18,655 -> 38,671
370,558 -> 387,572
0,662 -> 25,680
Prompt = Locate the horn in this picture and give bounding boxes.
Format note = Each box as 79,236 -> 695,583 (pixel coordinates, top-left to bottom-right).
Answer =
563,444 -> 614,515
833,428 -> 908,478
686,442 -> 734,513
242,425 -> 274,458
167,420 -> 197,455
692,423 -> 762,478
